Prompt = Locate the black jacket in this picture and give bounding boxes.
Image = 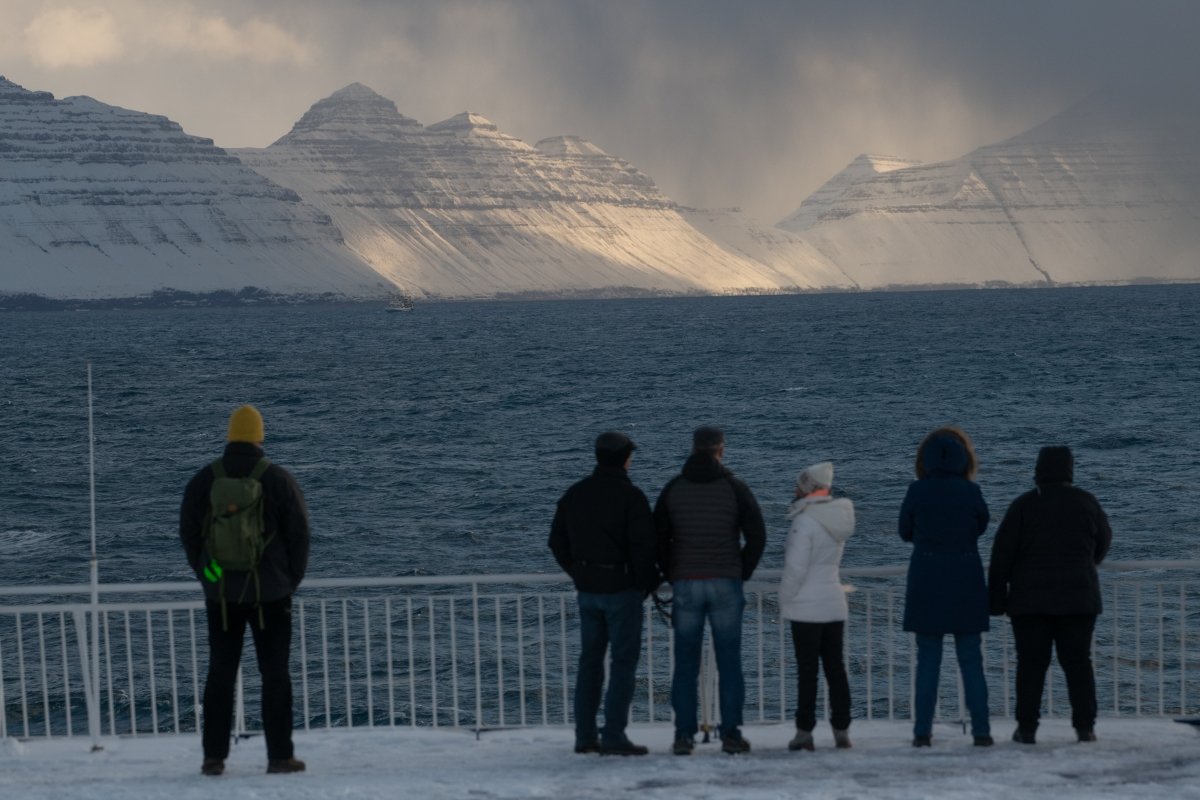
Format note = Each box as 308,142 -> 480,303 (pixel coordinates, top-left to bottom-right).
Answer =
549,464 -> 659,594
654,454 -> 766,582
988,482 -> 1112,617
180,441 -> 311,604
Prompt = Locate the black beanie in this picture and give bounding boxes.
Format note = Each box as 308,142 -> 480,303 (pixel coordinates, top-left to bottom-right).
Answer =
1034,446 -> 1074,484
595,431 -> 636,467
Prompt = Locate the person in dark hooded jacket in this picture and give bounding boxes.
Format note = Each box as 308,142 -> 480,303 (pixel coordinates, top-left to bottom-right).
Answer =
989,446 -> 1112,744
179,405 -> 309,777
655,425 -> 765,756
899,426 -> 991,747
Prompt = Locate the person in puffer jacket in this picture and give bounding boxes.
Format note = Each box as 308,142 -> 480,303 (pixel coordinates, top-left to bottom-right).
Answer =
779,461 -> 855,752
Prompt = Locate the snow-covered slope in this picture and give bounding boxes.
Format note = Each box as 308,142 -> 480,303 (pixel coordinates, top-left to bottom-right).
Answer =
0,77 -> 390,299
779,94 -> 1200,288
234,84 -> 845,298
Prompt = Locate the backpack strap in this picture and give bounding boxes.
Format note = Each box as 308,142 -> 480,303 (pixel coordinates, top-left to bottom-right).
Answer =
211,458 -> 226,479
249,457 -> 271,480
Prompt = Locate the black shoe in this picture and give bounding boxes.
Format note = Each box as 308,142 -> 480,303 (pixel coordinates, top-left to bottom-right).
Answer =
672,737 -> 695,756
974,735 -> 994,747
200,758 -> 225,776
266,757 -> 306,774
1076,728 -> 1097,742
574,740 -> 600,754
912,735 -> 932,748
1012,728 -> 1037,745
598,737 -> 649,756
721,732 -> 751,754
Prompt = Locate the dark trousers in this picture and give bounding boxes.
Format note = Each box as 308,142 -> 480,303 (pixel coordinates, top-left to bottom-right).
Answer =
202,596 -> 295,761
790,621 -> 851,732
1011,613 -> 1097,732
575,590 -> 644,745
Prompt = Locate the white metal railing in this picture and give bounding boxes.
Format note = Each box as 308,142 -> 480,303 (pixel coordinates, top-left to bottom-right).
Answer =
3,561 -> 1200,741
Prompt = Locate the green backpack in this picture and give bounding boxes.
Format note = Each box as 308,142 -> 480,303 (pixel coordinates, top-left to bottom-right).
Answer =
202,457 -> 272,627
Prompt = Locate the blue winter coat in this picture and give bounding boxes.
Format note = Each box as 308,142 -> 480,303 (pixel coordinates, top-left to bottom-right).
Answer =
899,434 -> 990,634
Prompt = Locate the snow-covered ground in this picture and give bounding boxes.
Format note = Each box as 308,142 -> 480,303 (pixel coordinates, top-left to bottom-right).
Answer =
5,719 -> 1200,799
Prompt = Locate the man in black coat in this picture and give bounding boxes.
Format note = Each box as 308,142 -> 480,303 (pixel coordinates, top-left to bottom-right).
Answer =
180,405 -> 310,776
549,431 -> 658,756
655,425 -> 765,755
989,446 -> 1112,744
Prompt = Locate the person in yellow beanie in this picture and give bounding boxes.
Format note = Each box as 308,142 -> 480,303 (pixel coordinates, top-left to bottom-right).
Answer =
179,404 -> 310,776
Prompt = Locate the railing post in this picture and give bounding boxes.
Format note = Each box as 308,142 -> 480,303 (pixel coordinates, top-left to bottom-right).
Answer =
71,610 -> 102,748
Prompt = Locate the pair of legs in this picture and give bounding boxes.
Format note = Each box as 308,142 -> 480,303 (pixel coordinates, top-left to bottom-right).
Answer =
671,578 -> 746,740
913,631 -> 989,738
202,597 -> 296,762
574,589 -> 644,747
1011,614 -> 1097,734
790,621 -> 851,732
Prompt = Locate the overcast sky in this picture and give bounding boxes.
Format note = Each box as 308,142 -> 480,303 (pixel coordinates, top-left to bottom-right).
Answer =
2,0 -> 1197,221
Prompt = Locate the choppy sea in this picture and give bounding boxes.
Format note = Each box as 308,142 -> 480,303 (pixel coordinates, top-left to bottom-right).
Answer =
3,285 -> 1199,589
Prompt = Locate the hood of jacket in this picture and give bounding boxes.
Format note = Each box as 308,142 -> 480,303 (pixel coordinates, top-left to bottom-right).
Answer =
1034,445 -> 1074,485
921,433 -> 969,477
787,496 -> 855,543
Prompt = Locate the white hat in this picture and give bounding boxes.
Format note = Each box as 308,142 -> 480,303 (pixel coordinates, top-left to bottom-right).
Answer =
796,461 -> 834,494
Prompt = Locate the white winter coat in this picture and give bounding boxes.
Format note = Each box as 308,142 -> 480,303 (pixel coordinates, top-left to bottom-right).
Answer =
779,496 -> 855,623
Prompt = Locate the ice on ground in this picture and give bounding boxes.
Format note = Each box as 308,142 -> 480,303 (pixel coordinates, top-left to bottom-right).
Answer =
4,719 -> 1200,799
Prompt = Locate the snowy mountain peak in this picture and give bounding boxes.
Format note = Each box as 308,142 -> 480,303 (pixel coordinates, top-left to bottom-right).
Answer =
0,77 -> 388,299
274,83 -> 422,145
535,135 -> 609,157
777,153 -> 922,232
0,75 -> 54,102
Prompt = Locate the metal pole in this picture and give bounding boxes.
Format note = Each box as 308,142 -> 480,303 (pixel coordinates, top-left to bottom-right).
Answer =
86,363 -> 103,751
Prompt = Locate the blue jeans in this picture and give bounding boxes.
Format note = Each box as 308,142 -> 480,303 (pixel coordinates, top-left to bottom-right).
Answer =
575,590 -> 644,745
913,632 -> 990,738
671,578 -> 746,739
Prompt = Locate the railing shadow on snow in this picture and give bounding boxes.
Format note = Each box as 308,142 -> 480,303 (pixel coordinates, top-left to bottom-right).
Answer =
3,560 -> 1200,741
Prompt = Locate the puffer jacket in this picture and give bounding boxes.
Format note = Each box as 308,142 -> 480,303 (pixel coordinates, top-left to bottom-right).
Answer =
654,454 -> 766,582
779,495 -> 855,623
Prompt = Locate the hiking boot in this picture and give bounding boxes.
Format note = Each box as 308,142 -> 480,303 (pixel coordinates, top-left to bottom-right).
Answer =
974,735 -> 994,747
200,758 -> 225,776
833,728 -> 852,749
912,735 -> 932,748
672,736 -> 695,756
788,730 -> 815,751
1076,728 -> 1097,743
721,732 -> 751,754
266,757 -> 306,774
574,740 -> 600,754
1012,728 -> 1037,745
598,737 -> 648,756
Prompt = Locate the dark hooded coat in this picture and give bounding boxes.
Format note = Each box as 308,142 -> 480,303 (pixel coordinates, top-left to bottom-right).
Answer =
899,433 -> 991,634
988,447 -> 1112,616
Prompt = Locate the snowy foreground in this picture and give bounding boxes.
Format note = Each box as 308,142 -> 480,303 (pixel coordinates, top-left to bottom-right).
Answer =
4,719 -> 1200,799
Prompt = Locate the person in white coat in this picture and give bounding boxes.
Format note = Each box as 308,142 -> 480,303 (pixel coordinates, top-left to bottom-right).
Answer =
779,461 -> 855,751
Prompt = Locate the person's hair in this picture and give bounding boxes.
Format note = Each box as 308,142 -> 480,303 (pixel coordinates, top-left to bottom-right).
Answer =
914,425 -> 978,480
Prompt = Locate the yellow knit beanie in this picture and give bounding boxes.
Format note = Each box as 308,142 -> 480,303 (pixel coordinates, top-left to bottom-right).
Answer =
227,404 -> 265,443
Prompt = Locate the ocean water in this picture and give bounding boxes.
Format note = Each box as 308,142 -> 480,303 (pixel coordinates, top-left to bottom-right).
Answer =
2,285 -> 1199,588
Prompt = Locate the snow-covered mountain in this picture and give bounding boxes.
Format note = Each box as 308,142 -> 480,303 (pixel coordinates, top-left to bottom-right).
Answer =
779,93 -> 1200,288
0,76 -> 390,300
233,84 -> 846,298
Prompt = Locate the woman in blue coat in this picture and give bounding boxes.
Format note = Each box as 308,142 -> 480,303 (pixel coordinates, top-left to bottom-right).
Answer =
899,426 -> 992,747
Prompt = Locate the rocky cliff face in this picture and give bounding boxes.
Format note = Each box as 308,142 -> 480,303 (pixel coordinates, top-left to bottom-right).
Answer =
234,84 -> 846,298
779,93 -> 1200,288
0,77 -> 389,299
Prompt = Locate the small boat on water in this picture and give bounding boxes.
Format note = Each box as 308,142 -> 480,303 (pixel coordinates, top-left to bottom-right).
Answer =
385,293 -> 415,313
